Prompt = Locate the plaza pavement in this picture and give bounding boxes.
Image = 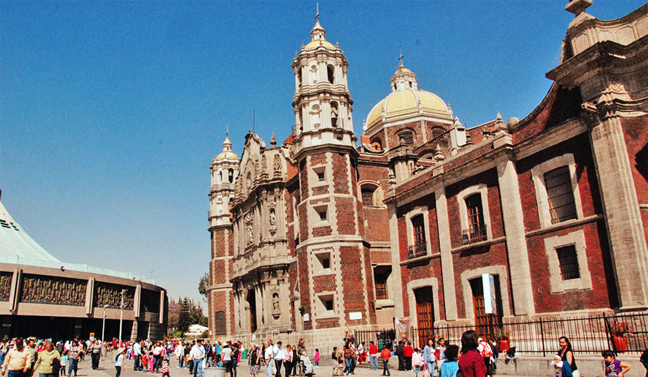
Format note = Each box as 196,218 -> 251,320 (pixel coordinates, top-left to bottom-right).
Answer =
76,352 -> 537,377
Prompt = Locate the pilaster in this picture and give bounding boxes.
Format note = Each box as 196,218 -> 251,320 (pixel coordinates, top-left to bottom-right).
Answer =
434,188 -> 457,321
587,111 -> 648,310
496,155 -> 535,316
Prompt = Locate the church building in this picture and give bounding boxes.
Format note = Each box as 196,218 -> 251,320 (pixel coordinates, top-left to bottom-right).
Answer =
208,1 -> 648,348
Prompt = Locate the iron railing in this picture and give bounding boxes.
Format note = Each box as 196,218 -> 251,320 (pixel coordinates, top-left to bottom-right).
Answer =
355,328 -> 396,351
408,241 -> 427,259
410,312 -> 648,356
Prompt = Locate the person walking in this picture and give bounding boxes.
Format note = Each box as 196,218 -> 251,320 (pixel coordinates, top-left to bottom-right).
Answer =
379,346 -> 391,377
369,342 -> 378,371
190,340 -> 206,377
457,330 -> 486,377
423,339 -> 436,376
90,340 -> 102,370
34,341 -> 61,377
115,347 -> 126,377
65,341 -> 80,377
264,342 -> 274,377
273,342 -> 285,377
249,344 -> 261,377
403,342 -> 413,371
558,337 -> 579,377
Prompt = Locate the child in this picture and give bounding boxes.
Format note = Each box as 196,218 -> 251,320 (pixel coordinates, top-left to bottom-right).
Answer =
412,348 -> 423,377
603,350 -> 631,377
60,354 -> 68,376
439,345 -> 459,377
551,355 -> 563,377
313,349 -> 319,367
161,359 -> 170,377
141,354 -> 149,373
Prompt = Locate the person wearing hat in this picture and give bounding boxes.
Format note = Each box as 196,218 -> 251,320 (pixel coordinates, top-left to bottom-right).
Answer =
115,347 -> 126,377
1,339 -> 31,377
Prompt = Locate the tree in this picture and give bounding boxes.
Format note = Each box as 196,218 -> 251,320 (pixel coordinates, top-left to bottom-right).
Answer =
177,298 -> 192,334
198,273 -> 209,302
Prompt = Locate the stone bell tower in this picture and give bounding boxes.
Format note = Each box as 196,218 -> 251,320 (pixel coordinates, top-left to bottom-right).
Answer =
208,133 -> 239,337
290,15 -> 376,332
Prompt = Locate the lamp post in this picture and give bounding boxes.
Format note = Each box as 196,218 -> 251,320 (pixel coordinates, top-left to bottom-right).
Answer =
101,304 -> 109,343
118,289 -> 126,343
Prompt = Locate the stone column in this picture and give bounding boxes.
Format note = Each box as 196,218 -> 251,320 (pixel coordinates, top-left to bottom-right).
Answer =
496,155 -> 535,316
388,204 -> 405,317
588,113 -> 648,310
434,188 -> 458,320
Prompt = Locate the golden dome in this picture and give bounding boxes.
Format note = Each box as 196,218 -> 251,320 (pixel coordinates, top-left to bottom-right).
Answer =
215,151 -> 238,161
303,40 -> 336,50
365,61 -> 451,131
214,135 -> 239,161
366,89 -> 449,130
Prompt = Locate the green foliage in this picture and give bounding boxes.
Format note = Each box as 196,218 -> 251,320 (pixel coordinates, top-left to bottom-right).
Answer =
198,273 -> 209,302
177,297 -> 192,334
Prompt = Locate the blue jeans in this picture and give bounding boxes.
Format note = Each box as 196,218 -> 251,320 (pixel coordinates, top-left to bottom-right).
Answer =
426,361 -> 435,375
232,360 -> 238,377
193,359 -> 203,377
115,366 -> 121,377
68,359 -> 78,376
7,371 -> 25,377
345,358 -> 352,374
382,360 -> 390,376
370,356 -> 378,370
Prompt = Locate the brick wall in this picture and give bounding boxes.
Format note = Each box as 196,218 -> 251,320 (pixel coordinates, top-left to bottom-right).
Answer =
340,246 -> 367,326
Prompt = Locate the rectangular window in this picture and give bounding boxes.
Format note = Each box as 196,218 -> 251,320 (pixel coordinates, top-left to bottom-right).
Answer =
544,166 -> 577,224
409,215 -> 427,258
557,245 -> 580,280
318,209 -> 327,221
362,189 -> 374,206
325,299 -> 334,311
317,171 -> 325,181
466,194 -> 487,242
373,266 -> 391,300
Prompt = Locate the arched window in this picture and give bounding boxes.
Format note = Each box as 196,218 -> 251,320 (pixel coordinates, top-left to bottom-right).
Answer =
228,169 -> 234,183
398,130 -> 415,146
361,187 -> 375,206
327,65 -> 335,84
298,69 -> 302,87
431,127 -> 445,139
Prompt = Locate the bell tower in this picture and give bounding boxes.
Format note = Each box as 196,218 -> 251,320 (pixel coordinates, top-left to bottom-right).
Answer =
208,133 -> 239,337
291,15 -> 356,154
291,16 -> 376,332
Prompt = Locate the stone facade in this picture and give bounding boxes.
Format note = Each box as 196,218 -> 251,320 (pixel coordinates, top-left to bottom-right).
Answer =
208,2 -> 648,348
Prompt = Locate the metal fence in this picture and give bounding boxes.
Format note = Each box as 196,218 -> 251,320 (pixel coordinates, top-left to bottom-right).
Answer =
409,312 -> 648,356
355,328 -> 396,351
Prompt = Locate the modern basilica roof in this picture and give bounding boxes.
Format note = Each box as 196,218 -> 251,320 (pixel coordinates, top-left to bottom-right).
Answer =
0,193 -> 154,283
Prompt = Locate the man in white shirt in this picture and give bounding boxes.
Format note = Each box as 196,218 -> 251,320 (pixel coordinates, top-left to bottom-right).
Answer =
190,340 -> 206,377
273,341 -> 285,377
221,343 -> 232,377
133,340 -> 142,371
264,341 -> 274,377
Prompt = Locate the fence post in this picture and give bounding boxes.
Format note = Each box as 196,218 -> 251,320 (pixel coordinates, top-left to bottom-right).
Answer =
540,317 -> 546,357
603,313 -> 614,352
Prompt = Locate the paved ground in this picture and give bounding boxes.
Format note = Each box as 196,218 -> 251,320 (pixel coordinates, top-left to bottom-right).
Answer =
75,353 -> 536,377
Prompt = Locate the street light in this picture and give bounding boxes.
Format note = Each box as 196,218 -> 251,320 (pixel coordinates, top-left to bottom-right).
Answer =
118,289 -> 126,343
101,304 -> 109,344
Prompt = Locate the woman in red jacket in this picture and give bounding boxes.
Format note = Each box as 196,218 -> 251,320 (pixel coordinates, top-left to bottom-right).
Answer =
403,342 -> 414,371
458,331 -> 486,377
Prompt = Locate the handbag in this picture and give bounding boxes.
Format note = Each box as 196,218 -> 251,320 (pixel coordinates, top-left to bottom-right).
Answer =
52,358 -> 61,375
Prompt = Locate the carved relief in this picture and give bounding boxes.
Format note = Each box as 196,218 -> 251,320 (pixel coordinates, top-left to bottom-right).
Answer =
0,272 -> 12,302
269,208 -> 277,234
245,211 -> 254,246
274,154 -> 282,177
21,275 -> 87,306
94,282 -> 135,310
272,292 -> 281,319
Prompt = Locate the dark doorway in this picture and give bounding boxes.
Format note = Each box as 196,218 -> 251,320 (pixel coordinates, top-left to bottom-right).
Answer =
247,290 -> 257,333
470,276 -> 503,340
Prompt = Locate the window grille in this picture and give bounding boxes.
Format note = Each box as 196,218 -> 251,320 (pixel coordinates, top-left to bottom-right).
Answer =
362,189 -> 374,206
545,166 -> 577,224
557,245 -> 580,280
466,194 -> 487,242
409,215 -> 427,258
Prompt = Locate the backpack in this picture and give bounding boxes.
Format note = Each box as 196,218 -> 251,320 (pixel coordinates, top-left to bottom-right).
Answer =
481,343 -> 493,358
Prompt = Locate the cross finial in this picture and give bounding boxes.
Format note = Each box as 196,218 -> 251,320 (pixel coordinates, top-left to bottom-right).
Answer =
226,124 -> 229,138
398,45 -> 404,67
316,3 -> 319,22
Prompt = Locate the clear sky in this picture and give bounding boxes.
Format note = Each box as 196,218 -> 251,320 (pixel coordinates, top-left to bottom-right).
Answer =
1,1 -> 645,308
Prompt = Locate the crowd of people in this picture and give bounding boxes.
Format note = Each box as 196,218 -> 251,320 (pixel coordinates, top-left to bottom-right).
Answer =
0,332 -> 641,377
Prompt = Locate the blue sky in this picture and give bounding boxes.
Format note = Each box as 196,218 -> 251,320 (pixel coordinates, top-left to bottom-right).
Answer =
1,1 -> 645,308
